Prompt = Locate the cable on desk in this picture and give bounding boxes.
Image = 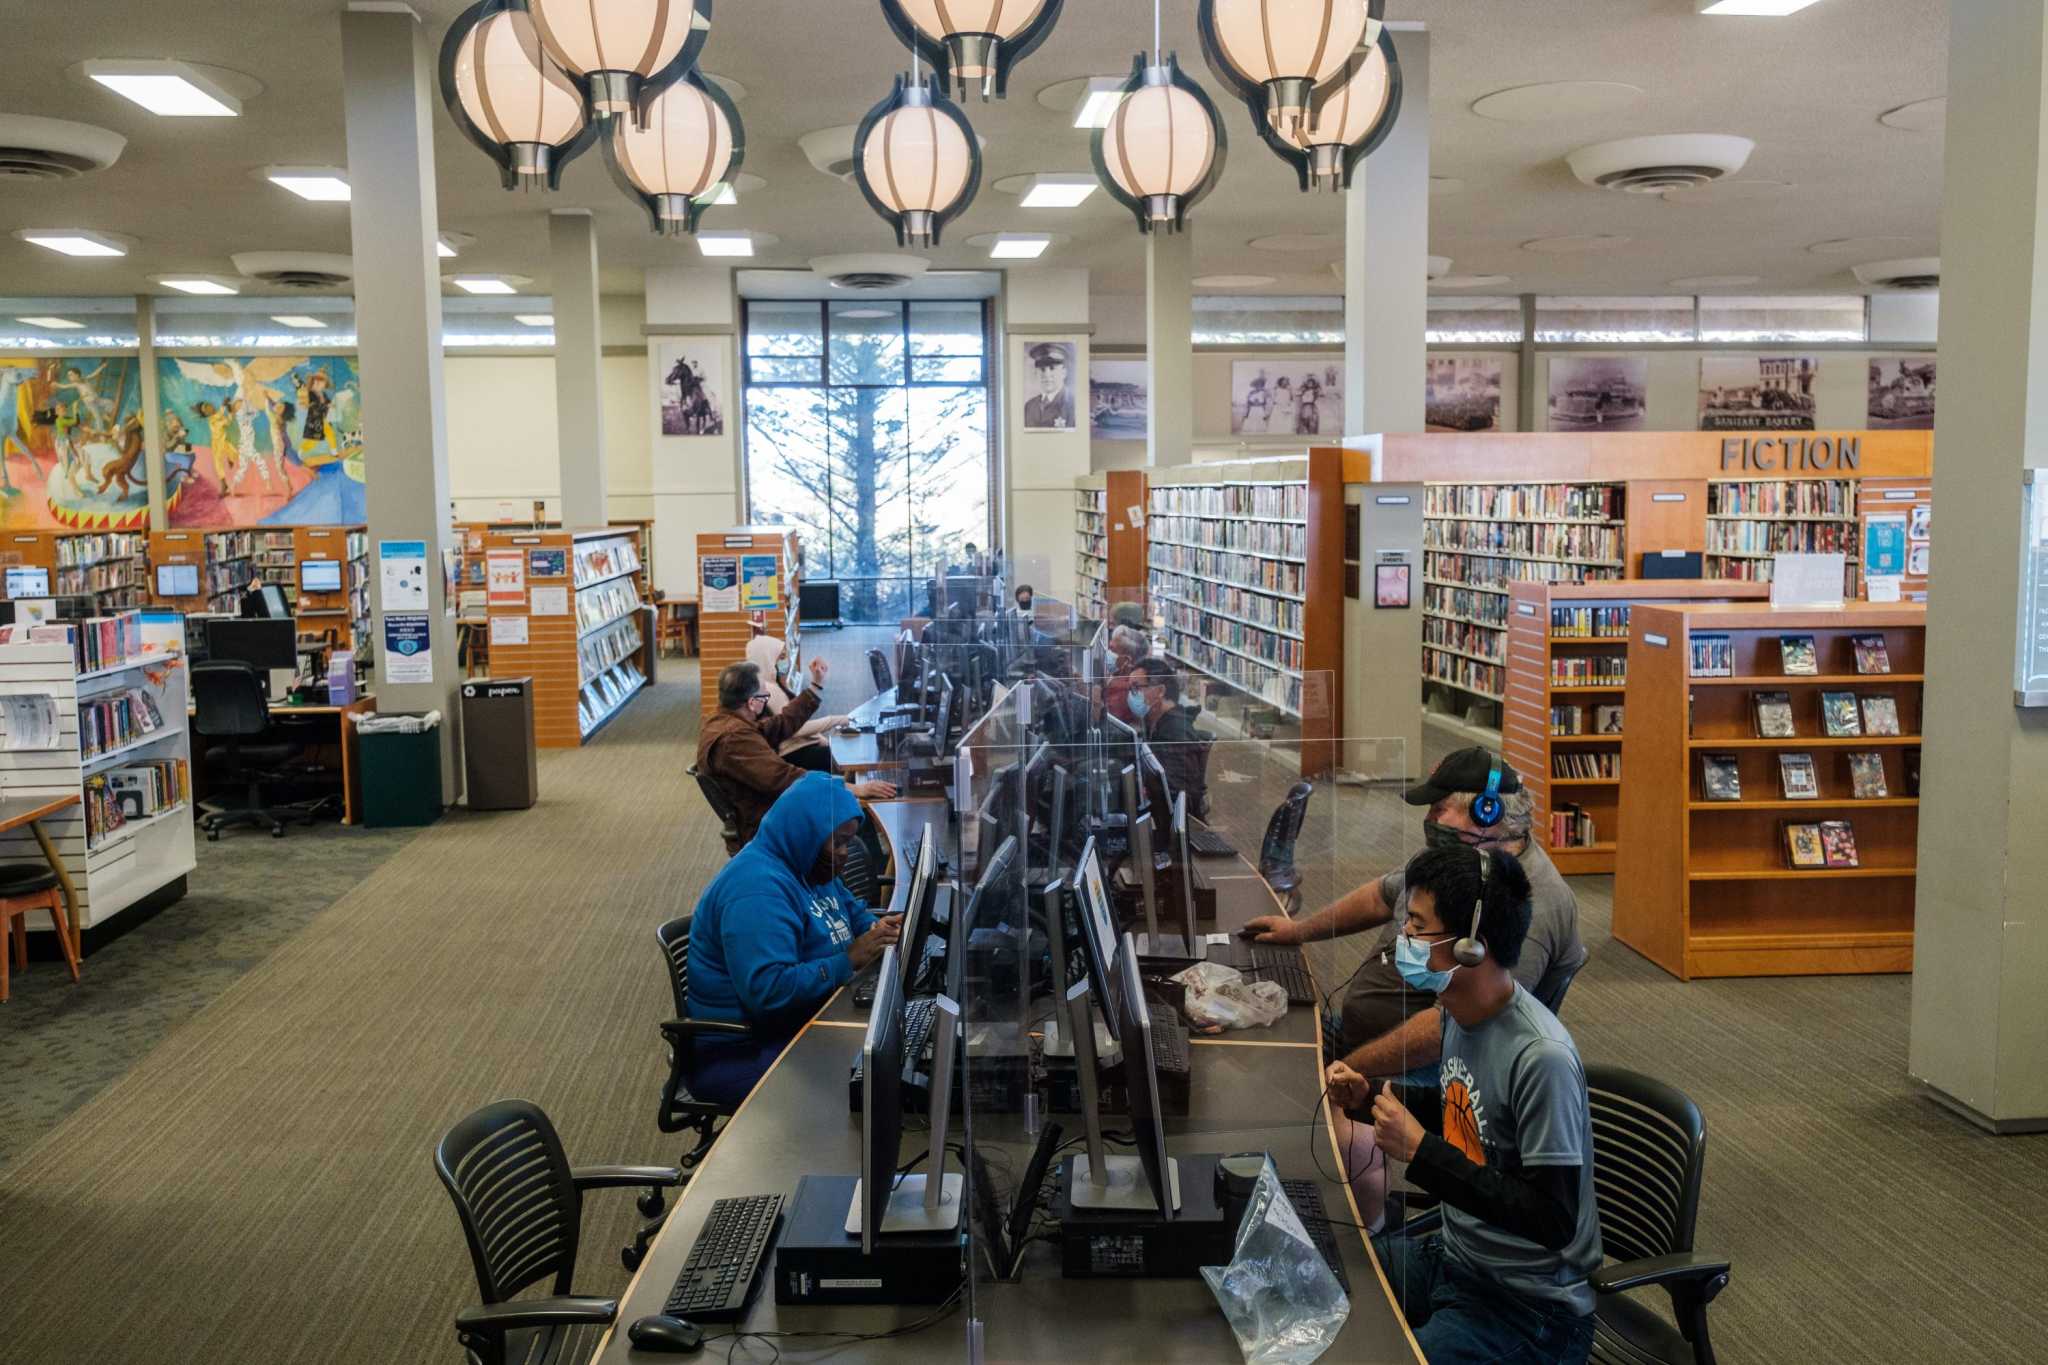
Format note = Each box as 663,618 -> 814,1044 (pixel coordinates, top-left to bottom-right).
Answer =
703,1284 -> 965,1365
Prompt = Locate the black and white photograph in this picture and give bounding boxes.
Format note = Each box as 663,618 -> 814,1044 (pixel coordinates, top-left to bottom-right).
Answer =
658,340 -> 725,438
1868,356 -> 1937,429
1089,359 -> 1147,441
1231,359 -> 1345,437
1022,340 -> 1077,431
1547,356 -> 1647,431
1426,357 -> 1503,432
1699,355 -> 1819,431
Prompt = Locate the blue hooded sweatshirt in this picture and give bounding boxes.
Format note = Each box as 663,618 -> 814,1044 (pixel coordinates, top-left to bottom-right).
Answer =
687,773 -> 875,1045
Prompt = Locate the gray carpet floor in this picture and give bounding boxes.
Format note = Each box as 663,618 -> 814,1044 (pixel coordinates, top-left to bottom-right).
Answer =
0,627 -> 2042,1364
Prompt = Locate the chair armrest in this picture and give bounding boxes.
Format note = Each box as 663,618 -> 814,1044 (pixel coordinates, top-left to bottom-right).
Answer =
661,1018 -> 754,1044
1591,1252 -> 1732,1303
572,1164 -> 683,1191
455,1296 -> 617,1336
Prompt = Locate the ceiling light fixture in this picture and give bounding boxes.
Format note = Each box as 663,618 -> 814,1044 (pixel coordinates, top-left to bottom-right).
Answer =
1198,0 -> 1374,140
1093,42 -> 1227,235
265,167 -> 351,201
1263,31 -> 1401,192
1071,76 -> 1127,128
606,69 -> 744,236
1697,0 -> 1822,14
696,232 -> 755,257
528,0 -> 712,124
1017,173 -> 1098,208
987,234 -> 1053,259
451,276 -> 519,294
515,314 -> 556,327
440,1 -> 596,190
853,72 -> 981,248
15,316 -> 86,330
271,315 -> 329,329
879,0 -> 1065,101
15,229 -> 128,257
156,277 -> 239,296
83,59 -> 242,116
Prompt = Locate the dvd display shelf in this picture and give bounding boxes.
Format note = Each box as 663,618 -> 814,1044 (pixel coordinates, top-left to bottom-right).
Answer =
54,532 -> 148,611
485,527 -> 653,747
1500,579 -> 1770,876
1613,601 -> 1926,980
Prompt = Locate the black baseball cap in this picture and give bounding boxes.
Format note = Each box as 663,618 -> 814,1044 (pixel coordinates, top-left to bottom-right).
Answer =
1403,746 -> 1522,807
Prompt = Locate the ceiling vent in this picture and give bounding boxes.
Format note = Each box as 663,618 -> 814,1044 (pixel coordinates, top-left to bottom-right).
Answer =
1567,134 -> 1753,195
808,253 -> 930,292
0,114 -> 126,182
230,251 -> 354,289
832,271 -> 912,290
1853,257 -> 1940,290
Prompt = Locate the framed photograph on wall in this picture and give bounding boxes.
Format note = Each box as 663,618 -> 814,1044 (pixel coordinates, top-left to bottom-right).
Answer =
1089,358 -> 1147,441
1426,356 -> 1502,432
1547,355 -> 1647,432
1699,355 -> 1819,432
1022,340 -> 1078,431
1231,359 -> 1345,437
657,339 -> 725,437
1868,356 -> 1936,429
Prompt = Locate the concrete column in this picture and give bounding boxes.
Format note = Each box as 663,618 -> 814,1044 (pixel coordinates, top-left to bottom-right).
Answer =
1003,268 -> 1090,601
340,2 -> 462,800
1908,0 -> 2048,1131
134,295 -> 167,530
1146,228 -> 1194,465
643,267 -> 741,596
1343,28 -> 1430,436
549,209 -> 608,527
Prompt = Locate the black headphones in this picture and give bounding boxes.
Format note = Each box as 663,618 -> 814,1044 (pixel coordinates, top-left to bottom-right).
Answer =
1470,752 -> 1505,829
1452,847 -> 1491,969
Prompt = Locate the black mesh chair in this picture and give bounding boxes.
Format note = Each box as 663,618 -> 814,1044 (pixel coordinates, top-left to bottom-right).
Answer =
191,661 -> 318,840
433,1099 -> 681,1365
652,915 -> 752,1228
687,763 -> 742,856
1257,781 -> 1314,916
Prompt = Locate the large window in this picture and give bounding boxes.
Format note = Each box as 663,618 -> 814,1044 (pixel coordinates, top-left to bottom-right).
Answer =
742,300 -> 991,623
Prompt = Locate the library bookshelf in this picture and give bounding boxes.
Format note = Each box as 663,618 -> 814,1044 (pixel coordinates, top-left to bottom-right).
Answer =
484,527 -> 651,746
1074,481 -> 1107,618
695,527 -> 801,720
145,525 -> 370,681
1613,601 -> 1925,979
55,532 -> 147,610
1072,470 -> 1149,619
1501,579 -> 1769,875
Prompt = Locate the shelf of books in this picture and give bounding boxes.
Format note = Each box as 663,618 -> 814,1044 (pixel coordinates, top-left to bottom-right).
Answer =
696,526 -> 801,720
1074,482 -> 1108,619
1500,579 -> 1770,876
292,525 -> 371,680
55,532 -> 147,611
1421,481 -> 1629,718
484,527 -> 652,746
0,611 -> 193,952
1705,479 -> 1861,594
1613,601 -> 1925,980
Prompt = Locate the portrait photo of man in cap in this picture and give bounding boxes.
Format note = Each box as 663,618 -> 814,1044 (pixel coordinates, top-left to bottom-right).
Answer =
1023,341 -> 1076,430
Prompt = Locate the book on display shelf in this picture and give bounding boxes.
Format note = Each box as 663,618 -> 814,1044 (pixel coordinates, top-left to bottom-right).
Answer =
1778,752 -> 1820,800
1847,752 -> 1889,799
1784,822 -> 1827,868
1700,754 -> 1742,802
1594,704 -> 1624,734
1820,691 -> 1862,737
1752,691 -> 1796,739
1861,695 -> 1901,736
1852,634 -> 1892,675
1819,820 -> 1860,868
1778,635 -> 1819,676
1689,633 -> 1733,677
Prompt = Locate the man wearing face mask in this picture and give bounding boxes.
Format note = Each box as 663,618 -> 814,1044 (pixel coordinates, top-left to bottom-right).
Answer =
685,774 -> 903,1106
1013,584 -> 1035,615
1129,657 -> 1210,820
697,658 -> 897,850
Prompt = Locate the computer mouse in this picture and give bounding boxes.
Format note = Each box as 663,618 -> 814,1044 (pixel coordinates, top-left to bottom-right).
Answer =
627,1315 -> 704,1354
1236,925 -> 1264,940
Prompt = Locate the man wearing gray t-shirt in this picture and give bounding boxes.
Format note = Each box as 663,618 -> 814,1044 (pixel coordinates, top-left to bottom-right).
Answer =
1330,845 -> 1600,1363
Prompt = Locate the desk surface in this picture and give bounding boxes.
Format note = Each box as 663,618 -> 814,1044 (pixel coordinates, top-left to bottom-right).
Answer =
0,794 -> 79,832
827,691 -> 893,773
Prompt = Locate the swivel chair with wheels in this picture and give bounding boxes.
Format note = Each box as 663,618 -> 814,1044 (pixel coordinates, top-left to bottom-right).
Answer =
687,763 -> 743,856
191,661 -> 320,840
649,913 -> 751,1259
1258,781 -> 1315,916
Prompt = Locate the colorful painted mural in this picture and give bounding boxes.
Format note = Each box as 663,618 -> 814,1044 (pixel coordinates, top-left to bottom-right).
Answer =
0,356 -> 149,530
156,355 -> 365,527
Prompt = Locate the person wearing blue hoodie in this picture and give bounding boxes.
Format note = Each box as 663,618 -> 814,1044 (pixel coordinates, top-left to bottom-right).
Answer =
685,772 -> 901,1105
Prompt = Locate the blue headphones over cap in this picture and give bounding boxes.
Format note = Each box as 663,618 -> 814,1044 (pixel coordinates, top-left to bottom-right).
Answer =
1471,752 -> 1505,829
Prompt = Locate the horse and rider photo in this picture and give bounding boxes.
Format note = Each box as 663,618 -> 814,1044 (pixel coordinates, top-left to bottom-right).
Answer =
660,342 -> 724,437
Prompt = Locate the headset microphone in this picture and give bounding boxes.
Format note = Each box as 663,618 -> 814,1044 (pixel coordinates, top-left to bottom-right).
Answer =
1452,847 -> 1490,969
1470,752 -> 1505,829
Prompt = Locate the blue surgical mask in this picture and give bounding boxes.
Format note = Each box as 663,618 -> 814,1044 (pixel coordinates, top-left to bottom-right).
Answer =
1395,933 -> 1455,993
1128,690 -> 1150,719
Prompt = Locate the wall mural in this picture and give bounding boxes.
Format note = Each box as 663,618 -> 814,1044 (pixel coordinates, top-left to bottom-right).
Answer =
0,356 -> 149,530
156,355 -> 365,527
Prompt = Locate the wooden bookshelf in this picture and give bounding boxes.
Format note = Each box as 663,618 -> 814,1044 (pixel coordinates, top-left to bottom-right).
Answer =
1074,470 -> 1150,620
1613,601 -> 1925,979
695,527 -> 801,719
53,532 -> 147,610
1705,478 -> 1860,593
1501,579 -> 1769,875
484,526 -> 651,747
1073,480 -> 1108,619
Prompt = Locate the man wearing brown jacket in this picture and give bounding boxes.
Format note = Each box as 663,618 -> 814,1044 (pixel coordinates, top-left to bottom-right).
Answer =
698,657 -> 896,849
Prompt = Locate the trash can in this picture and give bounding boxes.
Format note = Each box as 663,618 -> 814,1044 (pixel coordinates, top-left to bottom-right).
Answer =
461,677 -> 539,811
358,712 -> 445,827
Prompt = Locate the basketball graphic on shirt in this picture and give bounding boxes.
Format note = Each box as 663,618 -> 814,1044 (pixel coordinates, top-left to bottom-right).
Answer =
1443,1078 -> 1486,1166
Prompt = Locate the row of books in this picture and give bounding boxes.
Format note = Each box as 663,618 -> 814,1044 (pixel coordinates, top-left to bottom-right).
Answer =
79,686 -> 168,758
1691,632 -> 1895,678
1554,751 -> 1620,779
578,659 -> 647,733
1422,520 -> 1626,565
1551,656 -> 1627,687
54,532 -> 145,569
56,561 -> 141,596
1160,605 -> 1305,672
577,580 -> 641,633
1161,636 -> 1303,715
1074,532 -> 1107,554
1150,571 -> 1304,635
1149,515 -> 1306,561
1425,483 -> 1625,523
579,618 -> 644,683
84,758 -> 191,849
1550,804 -> 1598,849
1423,646 -> 1505,700
1707,479 -> 1856,519
1423,551 -> 1624,593
1076,509 -> 1106,533
1700,749 -> 1915,802
1705,520 -> 1858,558
573,536 -> 643,588
1424,583 -> 1510,629
1151,482 -> 1305,521
1424,616 -> 1506,664
1551,604 -> 1631,638
1550,703 -> 1623,736
1745,691 -> 1904,739
1148,545 -> 1305,596
7,612 -> 147,673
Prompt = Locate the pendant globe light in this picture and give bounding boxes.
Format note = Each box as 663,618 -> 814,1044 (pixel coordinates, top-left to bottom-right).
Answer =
852,71 -> 981,247
606,70 -> 744,236
528,0 -> 712,125
1090,50 -> 1227,235
1263,31 -> 1401,192
879,0 -> 1067,101
439,0 -> 597,191
1197,0 -> 1370,140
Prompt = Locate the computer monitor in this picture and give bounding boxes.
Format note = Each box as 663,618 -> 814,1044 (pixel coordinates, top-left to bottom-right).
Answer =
934,676 -> 958,754
1064,936 -> 1178,1216
154,563 -> 200,598
1124,766 -> 1161,941
895,637 -> 921,705
950,834 -> 1016,1013
299,559 -> 343,593
895,830 -> 938,994
1137,742 -> 1174,823
1169,792 -> 1198,953
4,566 -> 49,599
242,584 -> 290,619
853,951 -> 964,1252
1113,936 -> 1178,1217
868,647 -> 893,694
1072,837 -> 1124,1045
205,617 -> 299,671
1103,713 -> 1142,791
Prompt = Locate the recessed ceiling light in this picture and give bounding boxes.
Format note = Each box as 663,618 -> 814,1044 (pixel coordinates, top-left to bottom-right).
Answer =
1697,0 -> 1822,14
514,314 -> 554,328
156,277 -> 239,295
16,316 -> 86,330
987,234 -> 1053,259
1193,274 -> 1277,288
271,315 -> 328,329
265,167 -> 351,201
1016,174 -> 1098,208
15,229 -> 127,257
83,59 -> 241,116
450,276 -> 518,294
697,232 -> 755,258
1071,76 -> 1127,129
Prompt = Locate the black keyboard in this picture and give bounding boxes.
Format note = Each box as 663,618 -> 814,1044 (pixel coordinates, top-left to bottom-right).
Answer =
663,1193 -> 784,1322
902,995 -> 939,1064
1247,945 -> 1318,1007
1278,1180 -> 1352,1295
1147,1000 -> 1189,1074
877,714 -> 926,737
1188,828 -> 1238,858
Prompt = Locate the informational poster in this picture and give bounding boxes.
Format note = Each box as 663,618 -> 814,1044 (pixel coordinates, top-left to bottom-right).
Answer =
740,553 -> 779,610
384,613 -> 434,683
702,555 -> 739,612
530,584 -> 569,616
1864,513 -> 1907,603
379,539 -> 428,613
486,550 -> 527,607
490,615 -> 529,646
528,548 -> 568,578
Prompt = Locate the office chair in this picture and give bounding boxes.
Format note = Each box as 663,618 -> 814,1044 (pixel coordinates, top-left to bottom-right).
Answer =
1257,781 -> 1314,917
1395,1066 -> 1730,1365
433,1099 -> 682,1365
687,762 -> 743,856
649,914 -> 752,1261
191,661 -> 321,840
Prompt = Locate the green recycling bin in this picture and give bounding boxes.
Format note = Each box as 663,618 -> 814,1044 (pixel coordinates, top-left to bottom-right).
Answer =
358,714 -> 445,827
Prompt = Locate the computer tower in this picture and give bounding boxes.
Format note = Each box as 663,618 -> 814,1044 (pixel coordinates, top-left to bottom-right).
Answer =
775,1174 -> 965,1306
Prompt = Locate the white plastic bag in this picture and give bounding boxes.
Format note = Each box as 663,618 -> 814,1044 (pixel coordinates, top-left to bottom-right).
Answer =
1202,1156 -> 1351,1365
1176,960 -> 1287,1033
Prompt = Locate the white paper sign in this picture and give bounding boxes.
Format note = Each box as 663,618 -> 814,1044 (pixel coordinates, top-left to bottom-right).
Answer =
384,613 -> 435,684
490,616 -> 530,646
1769,553 -> 1847,609
0,694 -> 60,750
530,585 -> 570,616
379,540 -> 429,613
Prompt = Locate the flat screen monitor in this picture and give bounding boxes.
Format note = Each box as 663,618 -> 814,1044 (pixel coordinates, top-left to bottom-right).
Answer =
896,829 -> 938,994
1073,837 -> 1123,1043
859,949 -> 907,1254
299,559 -> 343,593
206,616 -> 299,671
1170,792 -> 1197,950
242,584 -> 290,620
154,563 -> 200,598
1136,741 -> 1174,822
4,566 -> 48,599
1115,936 -> 1176,1218
1103,713 -> 1142,795
868,647 -> 893,694
896,637 -> 921,705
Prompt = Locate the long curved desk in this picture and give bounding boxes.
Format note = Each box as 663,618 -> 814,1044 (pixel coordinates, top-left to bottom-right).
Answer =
593,797 -> 1423,1362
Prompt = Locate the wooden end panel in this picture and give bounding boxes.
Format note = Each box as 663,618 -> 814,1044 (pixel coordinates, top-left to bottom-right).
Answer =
1300,448 -> 1346,780
1612,604 -> 1691,977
